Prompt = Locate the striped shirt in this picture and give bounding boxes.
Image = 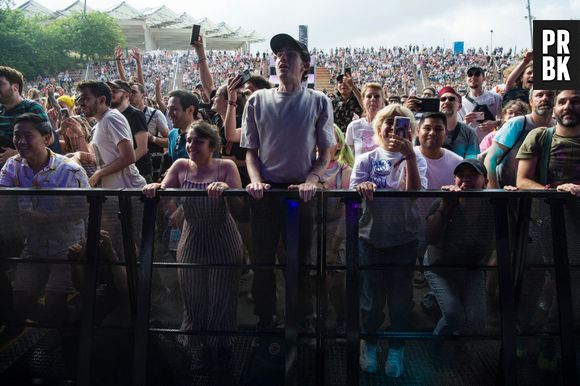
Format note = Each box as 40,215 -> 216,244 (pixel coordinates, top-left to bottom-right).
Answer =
0,99 -> 49,148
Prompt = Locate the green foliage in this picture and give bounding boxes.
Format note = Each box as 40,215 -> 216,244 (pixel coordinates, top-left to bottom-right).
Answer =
0,8 -> 125,79
50,11 -> 125,61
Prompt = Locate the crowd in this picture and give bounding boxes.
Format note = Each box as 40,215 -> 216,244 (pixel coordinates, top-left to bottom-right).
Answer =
1,29 -> 579,382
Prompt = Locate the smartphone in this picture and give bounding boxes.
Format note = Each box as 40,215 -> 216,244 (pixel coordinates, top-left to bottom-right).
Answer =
393,116 -> 411,139
239,69 -> 251,85
474,111 -> 485,121
418,98 -> 439,112
190,24 -> 201,45
344,67 -> 351,76
60,108 -> 69,119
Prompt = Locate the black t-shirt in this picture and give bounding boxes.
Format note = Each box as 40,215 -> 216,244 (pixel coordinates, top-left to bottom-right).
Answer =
121,105 -> 152,176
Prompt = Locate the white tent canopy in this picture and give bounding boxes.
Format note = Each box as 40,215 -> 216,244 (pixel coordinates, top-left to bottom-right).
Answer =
17,0 -> 264,52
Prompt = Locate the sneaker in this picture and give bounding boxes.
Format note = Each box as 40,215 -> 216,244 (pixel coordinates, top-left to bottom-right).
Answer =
385,346 -> 405,378
359,340 -> 379,373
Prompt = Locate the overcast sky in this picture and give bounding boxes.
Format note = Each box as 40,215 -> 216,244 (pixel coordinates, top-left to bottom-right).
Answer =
21,0 -> 580,53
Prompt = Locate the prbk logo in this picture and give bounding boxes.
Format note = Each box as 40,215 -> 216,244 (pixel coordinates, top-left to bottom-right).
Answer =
533,20 -> 580,90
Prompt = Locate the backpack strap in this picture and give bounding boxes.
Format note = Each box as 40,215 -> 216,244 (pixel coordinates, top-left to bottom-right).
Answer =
539,126 -> 555,185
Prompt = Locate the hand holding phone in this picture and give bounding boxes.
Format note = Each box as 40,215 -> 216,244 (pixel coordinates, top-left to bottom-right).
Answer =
60,108 -> 69,119
393,116 -> 411,140
190,24 -> 201,46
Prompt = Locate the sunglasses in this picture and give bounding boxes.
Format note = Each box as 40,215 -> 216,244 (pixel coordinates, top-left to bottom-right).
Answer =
467,71 -> 482,77
440,96 -> 457,102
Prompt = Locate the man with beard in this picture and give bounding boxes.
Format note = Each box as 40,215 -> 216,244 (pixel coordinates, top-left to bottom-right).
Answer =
166,90 -> 200,162
107,80 -> 152,182
517,90 -> 580,193
0,66 -> 58,165
438,86 -> 479,159
75,81 -> 145,188
459,66 -> 503,143
485,89 -> 555,188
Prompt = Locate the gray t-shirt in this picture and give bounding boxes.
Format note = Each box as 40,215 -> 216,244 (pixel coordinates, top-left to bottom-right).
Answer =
241,87 -> 336,183
443,122 -> 480,159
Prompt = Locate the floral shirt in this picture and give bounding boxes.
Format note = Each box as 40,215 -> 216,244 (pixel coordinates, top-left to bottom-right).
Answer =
332,93 -> 362,133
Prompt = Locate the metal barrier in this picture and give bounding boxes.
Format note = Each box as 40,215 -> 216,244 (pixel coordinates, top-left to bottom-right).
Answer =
0,188 -> 578,386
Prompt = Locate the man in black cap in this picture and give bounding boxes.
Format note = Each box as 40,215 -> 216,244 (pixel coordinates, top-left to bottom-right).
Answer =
107,79 -> 152,182
241,33 -> 336,330
459,66 -> 503,143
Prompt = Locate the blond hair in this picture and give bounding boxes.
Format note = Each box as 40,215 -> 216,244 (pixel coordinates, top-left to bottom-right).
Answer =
372,105 -> 417,145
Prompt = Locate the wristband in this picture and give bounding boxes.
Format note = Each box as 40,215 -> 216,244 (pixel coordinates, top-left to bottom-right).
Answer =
228,101 -> 238,107
198,57 -> 207,63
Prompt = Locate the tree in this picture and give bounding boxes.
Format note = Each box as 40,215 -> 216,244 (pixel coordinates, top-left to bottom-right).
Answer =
50,11 -> 125,61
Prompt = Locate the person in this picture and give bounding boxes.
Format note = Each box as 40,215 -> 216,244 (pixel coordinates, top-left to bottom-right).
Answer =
424,159 -> 494,336
212,80 -> 250,185
74,80 -> 145,188
515,89 -> 580,369
421,87 -> 437,98
0,66 -> 57,165
129,82 -> 169,181
414,111 -> 463,287
350,104 -> 427,378
438,86 -> 480,159
459,66 -> 503,143
333,72 -> 363,133
318,124 -> 354,334
166,90 -> 200,162
107,79 -> 152,182
0,113 -> 89,337
241,33 -> 335,330
504,51 -> 533,92
478,100 -> 530,154
142,121 -> 243,371
345,83 -> 385,159
485,89 -> 555,188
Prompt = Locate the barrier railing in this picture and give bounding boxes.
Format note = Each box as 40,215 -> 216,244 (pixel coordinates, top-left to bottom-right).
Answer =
0,188 -> 578,386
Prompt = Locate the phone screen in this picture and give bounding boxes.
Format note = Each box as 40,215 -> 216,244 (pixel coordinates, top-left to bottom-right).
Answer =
393,116 -> 411,139
60,108 -> 69,118
190,24 -> 201,45
418,98 -> 439,112
344,67 -> 351,76
239,69 -> 251,85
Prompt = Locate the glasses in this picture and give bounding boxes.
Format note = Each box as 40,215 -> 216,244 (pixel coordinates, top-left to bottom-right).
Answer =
440,96 -> 457,102
467,71 -> 482,77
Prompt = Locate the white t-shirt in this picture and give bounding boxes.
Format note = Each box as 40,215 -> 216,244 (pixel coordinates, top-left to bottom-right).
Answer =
459,90 -> 503,142
143,106 -> 168,137
414,146 -> 463,231
345,118 -> 377,159
91,109 -> 146,188
350,147 -> 428,248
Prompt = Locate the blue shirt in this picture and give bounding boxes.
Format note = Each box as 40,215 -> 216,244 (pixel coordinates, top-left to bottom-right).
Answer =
167,128 -> 188,161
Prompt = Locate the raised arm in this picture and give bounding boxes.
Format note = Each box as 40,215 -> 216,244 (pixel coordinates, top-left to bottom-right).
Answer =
225,76 -> 243,143
154,77 -> 166,113
505,51 -> 533,91
191,35 -> 214,101
130,47 -> 145,86
114,45 -> 127,81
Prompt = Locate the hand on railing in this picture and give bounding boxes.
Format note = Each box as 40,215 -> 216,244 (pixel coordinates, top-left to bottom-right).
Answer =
288,182 -> 318,202
556,183 -> 580,197
356,181 -> 376,201
246,182 -> 271,200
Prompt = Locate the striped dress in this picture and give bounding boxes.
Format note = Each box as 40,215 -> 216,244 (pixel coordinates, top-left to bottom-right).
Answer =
177,161 -> 243,348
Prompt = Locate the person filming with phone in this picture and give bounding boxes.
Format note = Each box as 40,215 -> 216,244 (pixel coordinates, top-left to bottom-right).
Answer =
350,104 -> 427,378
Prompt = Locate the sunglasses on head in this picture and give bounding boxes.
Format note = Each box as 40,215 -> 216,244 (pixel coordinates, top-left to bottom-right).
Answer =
467,70 -> 482,77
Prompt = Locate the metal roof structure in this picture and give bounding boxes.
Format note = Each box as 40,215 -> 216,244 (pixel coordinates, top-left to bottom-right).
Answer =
16,1 -> 264,52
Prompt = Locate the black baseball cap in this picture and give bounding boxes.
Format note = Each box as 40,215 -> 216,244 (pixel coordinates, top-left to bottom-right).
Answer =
453,159 -> 488,176
270,33 -> 310,63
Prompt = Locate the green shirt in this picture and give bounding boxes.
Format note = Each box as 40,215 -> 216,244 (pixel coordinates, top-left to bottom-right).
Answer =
516,127 -> 580,186
0,99 -> 49,149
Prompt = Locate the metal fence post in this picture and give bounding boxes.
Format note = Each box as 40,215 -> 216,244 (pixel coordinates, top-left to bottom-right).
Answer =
549,198 -> 577,386
118,195 -> 138,318
345,198 -> 360,386
77,195 -> 105,386
132,196 -> 158,386
493,198 -> 517,386
285,197 -> 300,386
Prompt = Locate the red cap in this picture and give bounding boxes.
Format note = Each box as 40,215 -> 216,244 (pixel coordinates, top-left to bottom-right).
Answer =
438,86 -> 461,100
